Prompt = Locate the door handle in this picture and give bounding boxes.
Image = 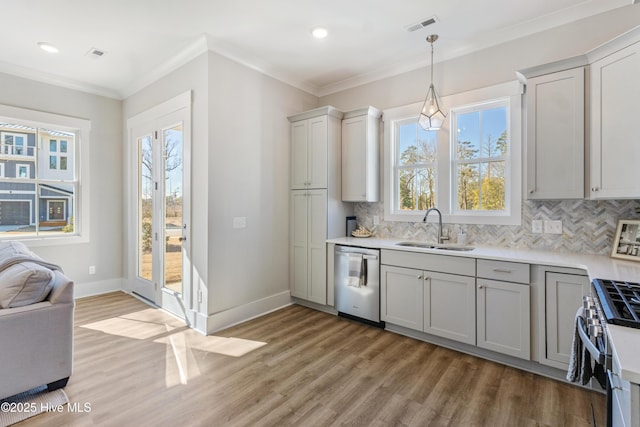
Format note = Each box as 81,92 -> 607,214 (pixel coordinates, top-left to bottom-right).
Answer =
179,236 -> 187,242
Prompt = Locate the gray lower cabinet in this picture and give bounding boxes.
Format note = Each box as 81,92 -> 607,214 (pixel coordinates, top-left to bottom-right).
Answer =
544,271 -> 590,368
380,254 -> 476,345
380,265 -> 423,330
477,278 -> 531,359
424,271 -> 475,345
381,251 -> 533,360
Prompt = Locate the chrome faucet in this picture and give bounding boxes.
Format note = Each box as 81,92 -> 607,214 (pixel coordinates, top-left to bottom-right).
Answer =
423,208 -> 448,244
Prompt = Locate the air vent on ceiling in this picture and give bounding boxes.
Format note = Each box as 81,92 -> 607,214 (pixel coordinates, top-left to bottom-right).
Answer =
86,47 -> 106,58
404,16 -> 439,33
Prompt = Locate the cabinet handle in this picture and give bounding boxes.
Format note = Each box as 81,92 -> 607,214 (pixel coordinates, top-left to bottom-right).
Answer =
492,269 -> 512,274
417,275 -> 422,280
591,187 -> 599,192
528,189 -> 534,194
478,285 -> 484,289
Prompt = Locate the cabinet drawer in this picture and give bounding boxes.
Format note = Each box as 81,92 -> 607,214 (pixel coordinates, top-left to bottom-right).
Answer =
381,249 -> 475,277
477,259 -> 530,284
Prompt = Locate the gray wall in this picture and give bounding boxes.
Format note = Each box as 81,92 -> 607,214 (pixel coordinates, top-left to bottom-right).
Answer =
206,52 -> 317,314
0,72 -> 123,290
123,51 -> 317,322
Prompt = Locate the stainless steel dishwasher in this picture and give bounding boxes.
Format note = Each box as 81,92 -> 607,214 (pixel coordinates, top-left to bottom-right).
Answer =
334,245 -> 383,326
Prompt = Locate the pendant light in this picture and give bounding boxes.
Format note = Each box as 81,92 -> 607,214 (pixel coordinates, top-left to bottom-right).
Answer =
419,34 -> 446,131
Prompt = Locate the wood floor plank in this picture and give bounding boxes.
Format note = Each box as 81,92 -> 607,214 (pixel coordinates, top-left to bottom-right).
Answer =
14,292 -> 605,426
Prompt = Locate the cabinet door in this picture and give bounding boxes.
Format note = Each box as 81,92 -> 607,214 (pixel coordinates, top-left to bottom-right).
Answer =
590,42 -> 640,198
307,190 -> 328,304
424,271 -> 476,345
290,121 -> 309,189
381,265 -> 423,330
526,68 -> 584,199
290,191 -> 309,299
342,115 -> 367,201
307,116 -> 328,189
477,279 -> 530,359
545,272 -> 589,367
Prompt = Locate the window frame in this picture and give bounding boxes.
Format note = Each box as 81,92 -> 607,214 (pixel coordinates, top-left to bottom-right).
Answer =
383,81 -> 522,225
450,98 -> 512,218
15,163 -> 30,178
0,104 -> 91,246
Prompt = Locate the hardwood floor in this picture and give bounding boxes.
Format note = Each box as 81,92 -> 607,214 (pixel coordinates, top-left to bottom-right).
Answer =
19,292 -> 605,426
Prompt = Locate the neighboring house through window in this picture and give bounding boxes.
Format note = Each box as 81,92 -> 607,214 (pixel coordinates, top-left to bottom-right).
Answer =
0,104 -> 90,242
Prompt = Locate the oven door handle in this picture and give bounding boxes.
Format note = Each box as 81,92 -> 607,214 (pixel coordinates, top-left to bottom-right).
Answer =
577,315 -> 606,366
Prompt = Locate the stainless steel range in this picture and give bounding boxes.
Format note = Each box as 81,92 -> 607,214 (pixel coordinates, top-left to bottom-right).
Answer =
592,279 -> 640,328
579,279 -> 640,427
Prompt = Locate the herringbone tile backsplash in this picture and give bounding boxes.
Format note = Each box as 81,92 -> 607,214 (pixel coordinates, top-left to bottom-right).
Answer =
354,200 -> 640,255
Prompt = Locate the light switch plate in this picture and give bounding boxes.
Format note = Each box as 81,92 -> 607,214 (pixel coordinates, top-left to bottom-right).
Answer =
232,217 -> 247,229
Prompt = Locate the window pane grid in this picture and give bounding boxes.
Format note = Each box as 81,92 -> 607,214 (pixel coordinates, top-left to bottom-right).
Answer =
394,120 -> 438,212
452,100 -> 509,214
0,122 -> 76,237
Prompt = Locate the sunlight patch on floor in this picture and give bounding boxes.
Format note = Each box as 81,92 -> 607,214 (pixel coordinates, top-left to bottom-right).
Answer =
79,309 -> 183,340
154,331 -> 267,357
79,306 -> 268,386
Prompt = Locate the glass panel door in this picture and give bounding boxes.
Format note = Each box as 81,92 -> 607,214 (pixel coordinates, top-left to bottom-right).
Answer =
138,134 -> 153,282
162,124 -> 183,295
129,94 -> 191,320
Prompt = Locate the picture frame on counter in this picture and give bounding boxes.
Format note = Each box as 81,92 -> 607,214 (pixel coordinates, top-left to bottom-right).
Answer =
611,219 -> 640,261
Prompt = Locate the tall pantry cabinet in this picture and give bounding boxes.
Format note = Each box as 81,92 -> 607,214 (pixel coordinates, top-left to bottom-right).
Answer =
288,106 -> 352,305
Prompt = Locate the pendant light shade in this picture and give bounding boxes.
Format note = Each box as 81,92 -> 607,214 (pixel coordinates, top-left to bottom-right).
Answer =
419,35 -> 446,131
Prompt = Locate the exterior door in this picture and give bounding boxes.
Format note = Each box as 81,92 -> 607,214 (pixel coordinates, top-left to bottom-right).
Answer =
129,93 -> 191,320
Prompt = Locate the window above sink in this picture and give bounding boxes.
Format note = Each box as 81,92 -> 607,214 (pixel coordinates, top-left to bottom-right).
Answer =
382,81 -> 523,226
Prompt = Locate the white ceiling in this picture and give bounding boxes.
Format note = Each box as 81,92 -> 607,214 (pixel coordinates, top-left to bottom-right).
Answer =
0,0 -> 633,99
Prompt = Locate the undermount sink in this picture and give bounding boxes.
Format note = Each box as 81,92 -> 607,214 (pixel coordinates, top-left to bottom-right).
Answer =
395,241 -> 475,252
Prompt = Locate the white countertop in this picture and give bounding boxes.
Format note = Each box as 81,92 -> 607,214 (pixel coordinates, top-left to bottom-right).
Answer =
328,236 -> 640,383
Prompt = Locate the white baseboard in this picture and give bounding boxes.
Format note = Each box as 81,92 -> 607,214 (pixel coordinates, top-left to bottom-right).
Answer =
74,278 -> 123,299
205,290 -> 292,334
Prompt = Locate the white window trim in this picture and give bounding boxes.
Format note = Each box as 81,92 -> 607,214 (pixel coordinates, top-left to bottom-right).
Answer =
1,132 -> 29,156
0,163 -> 4,177
383,81 -> 523,225
0,104 -> 91,246
16,163 -> 30,178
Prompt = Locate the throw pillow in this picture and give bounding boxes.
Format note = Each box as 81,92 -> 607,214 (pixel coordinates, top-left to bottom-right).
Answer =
0,262 -> 55,308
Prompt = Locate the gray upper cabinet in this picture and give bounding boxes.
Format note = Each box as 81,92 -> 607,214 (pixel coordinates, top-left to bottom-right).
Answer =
523,67 -> 585,199
589,38 -> 640,199
341,106 -> 381,202
289,106 -> 343,190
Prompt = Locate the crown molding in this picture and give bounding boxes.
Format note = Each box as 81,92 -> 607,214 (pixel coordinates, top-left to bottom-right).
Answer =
0,60 -> 121,100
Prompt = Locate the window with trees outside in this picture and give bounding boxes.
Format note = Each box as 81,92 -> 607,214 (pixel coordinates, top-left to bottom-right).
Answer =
0,104 -> 90,243
452,99 -> 509,214
383,81 -> 522,225
395,118 -> 438,212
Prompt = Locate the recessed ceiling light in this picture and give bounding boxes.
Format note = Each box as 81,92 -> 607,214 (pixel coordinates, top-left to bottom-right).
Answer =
311,27 -> 328,39
37,42 -> 59,53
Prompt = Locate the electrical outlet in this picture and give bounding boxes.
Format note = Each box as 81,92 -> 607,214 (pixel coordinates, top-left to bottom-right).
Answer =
89,265 -> 96,275
532,220 -> 543,234
544,220 -> 563,234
